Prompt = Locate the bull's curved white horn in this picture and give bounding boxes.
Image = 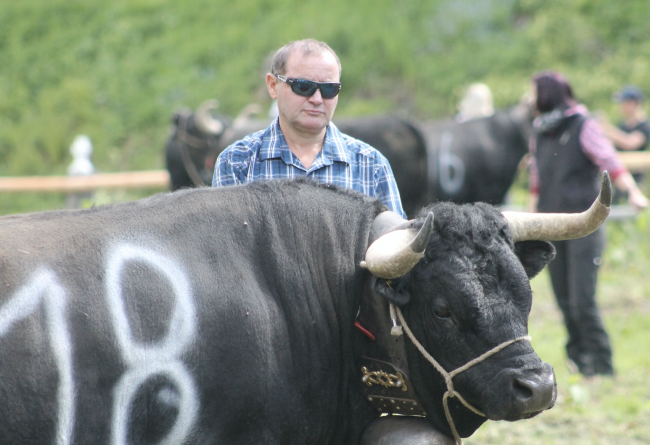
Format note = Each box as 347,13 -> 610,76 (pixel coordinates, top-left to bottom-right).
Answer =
361,212 -> 434,279
503,172 -> 612,242
233,103 -> 263,129
195,99 -> 224,135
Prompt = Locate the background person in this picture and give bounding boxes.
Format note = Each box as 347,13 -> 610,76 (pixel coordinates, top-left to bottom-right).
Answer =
455,82 -> 494,122
599,85 -> 649,186
212,39 -> 406,218
527,71 -> 648,377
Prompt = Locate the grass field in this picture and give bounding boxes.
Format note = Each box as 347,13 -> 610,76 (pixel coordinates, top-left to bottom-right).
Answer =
468,214 -> 650,444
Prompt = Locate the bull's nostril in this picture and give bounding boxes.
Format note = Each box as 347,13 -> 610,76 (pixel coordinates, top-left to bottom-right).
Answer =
509,372 -> 556,414
512,378 -> 534,400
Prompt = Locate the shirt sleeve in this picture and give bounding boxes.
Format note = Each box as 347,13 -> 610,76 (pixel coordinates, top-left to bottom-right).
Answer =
528,135 -> 539,195
374,160 -> 407,219
212,145 -> 249,187
579,118 -> 627,181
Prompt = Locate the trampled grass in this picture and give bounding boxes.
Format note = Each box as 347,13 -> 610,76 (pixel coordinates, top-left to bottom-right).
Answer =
468,215 -> 650,444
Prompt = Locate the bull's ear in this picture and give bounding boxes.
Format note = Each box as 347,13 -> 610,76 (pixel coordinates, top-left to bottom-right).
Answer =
514,240 -> 556,279
373,277 -> 411,306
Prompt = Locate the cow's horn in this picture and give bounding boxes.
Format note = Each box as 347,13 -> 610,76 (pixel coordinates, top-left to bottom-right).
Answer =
195,99 -> 224,135
361,212 -> 434,279
503,172 -> 611,242
233,103 -> 263,129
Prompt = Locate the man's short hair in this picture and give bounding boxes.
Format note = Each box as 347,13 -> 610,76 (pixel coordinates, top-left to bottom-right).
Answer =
270,39 -> 341,78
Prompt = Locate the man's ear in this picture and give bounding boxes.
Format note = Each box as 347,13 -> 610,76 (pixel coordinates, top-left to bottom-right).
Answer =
514,240 -> 556,279
372,277 -> 411,306
266,73 -> 279,99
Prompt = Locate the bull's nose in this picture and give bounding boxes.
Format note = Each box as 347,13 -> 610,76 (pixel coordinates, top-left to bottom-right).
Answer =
511,366 -> 556,413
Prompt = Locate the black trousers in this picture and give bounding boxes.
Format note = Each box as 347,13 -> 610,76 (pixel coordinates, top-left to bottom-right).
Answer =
548,227 -> 614,376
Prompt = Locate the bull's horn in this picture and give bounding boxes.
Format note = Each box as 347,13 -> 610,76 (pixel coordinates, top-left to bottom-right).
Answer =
361,212 -> 434,279
195,99 -> 224,135
233,103 -> 263,129
503,172 -> 611,242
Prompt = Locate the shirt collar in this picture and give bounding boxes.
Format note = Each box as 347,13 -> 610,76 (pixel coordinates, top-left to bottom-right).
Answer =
258,118 -> 287,161
325,122 -> 351,165
565,103 -> 589,117
258,118 -> 351,170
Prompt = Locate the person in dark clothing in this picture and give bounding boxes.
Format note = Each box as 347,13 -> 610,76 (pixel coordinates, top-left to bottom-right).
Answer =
527,72 -> 648,377
600,85 -> 649,185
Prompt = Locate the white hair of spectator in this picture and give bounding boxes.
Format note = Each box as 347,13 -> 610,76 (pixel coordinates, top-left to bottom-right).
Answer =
457,83 -> 494,122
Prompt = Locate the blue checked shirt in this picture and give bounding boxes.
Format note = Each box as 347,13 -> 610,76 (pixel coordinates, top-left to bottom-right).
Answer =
212,118 -> 406,218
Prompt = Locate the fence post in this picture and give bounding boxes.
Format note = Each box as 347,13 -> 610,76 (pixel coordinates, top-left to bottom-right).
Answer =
66,135 -> 95,209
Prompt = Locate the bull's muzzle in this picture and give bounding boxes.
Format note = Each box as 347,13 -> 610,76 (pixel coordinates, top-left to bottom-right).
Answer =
493,363 -> 557,421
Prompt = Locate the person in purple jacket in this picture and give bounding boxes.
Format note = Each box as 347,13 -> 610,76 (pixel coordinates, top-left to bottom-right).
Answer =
527,71 -> 648,377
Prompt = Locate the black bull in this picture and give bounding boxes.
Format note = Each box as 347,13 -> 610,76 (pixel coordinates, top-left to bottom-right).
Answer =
165,106 -> 531,217
0,177 -> 614,444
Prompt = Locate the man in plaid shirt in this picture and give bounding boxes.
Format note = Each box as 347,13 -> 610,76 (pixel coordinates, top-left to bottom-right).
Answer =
212,39 -> 406,219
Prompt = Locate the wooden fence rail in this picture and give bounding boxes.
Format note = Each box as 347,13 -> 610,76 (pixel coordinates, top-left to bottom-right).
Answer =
617,152 -> 650,173
0,152 -> 648,193
0,170 -> 170,193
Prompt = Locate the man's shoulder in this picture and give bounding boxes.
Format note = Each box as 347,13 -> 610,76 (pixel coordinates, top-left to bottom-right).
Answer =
330,123 -> 383,160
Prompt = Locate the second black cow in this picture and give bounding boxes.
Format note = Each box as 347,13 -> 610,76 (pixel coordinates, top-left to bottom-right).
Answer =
165,104 -> 531,217
336,105 -> 531,216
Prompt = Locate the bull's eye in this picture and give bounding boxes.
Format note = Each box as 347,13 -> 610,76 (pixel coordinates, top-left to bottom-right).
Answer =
433,306 -> 451,319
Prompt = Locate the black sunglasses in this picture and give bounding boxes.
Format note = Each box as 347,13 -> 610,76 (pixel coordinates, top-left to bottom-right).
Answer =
275,74 -> 341,99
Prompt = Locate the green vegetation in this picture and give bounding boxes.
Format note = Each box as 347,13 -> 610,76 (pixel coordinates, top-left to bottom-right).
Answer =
1,0 -> 649,213
1,3 -> 650,442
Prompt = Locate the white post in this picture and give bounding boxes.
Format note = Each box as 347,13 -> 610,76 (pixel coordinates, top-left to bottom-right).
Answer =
66,135 -> 95,209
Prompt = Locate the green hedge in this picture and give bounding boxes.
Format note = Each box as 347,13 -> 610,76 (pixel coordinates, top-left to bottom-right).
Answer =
1,0 -> 649,212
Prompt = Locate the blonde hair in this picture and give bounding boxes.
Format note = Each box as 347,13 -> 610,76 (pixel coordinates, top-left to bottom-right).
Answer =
458,83 -> 494,121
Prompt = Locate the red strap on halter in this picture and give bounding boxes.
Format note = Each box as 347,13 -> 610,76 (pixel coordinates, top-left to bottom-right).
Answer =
354,320 -> 376,341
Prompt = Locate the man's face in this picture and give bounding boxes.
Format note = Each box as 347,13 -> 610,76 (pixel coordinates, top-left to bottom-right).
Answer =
267,50 -> 340,136
619,99 -> 639,118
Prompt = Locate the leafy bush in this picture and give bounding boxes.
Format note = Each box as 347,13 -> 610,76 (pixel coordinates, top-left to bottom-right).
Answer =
1,0 -> 649,214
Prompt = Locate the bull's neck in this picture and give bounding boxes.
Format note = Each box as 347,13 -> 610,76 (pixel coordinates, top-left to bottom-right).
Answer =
356,275 -> 409,367
354,274 -> 428,417
354,275 -> 487,439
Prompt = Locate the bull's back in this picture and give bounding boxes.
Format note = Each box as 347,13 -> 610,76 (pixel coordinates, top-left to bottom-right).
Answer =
420,109 -> 528,204
0,182 -> 378,444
